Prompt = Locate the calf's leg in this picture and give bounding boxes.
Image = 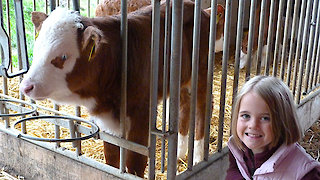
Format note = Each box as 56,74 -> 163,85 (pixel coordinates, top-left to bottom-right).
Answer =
125,113 -> 149,177
104,142 -> 120,168
177,87 -> 191,160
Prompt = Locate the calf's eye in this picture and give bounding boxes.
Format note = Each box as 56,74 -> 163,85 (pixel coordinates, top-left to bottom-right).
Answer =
62,55 -> 67,61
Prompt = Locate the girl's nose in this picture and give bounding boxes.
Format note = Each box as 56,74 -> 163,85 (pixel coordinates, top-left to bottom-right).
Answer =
248,118 -> 258,129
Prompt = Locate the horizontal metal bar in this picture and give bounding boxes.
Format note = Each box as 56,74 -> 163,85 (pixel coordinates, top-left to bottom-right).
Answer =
298,88 -> 320,107
176,147 -> 229,180
0,126 -> 20,137
0,94 -> 82,118
0,99 -> 36,117
0,126 -> 142,180
99,132 -> 149,157
0,95 -> 148,156
13,116 -> 99,143
150,128 -> 170,138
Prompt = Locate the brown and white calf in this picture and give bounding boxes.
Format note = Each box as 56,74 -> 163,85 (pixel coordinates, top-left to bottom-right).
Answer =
95,0 -> 151,16
96,0 -> 225,53
240,0 -> 271,69
240,0 -> 293,69
20,1 -> 210,177
204,4 -> 225,53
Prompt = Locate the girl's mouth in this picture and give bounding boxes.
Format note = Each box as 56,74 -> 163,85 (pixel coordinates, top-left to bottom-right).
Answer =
245,133 -> 263,138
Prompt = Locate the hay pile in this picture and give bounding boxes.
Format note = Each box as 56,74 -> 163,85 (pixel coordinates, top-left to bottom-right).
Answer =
1,54 -> 318,179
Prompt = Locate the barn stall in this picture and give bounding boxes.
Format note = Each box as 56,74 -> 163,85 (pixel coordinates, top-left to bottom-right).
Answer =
0,0 -> 320,179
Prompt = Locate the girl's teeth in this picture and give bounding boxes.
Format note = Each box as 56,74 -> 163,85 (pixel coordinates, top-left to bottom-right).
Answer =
246,133 -> 261,137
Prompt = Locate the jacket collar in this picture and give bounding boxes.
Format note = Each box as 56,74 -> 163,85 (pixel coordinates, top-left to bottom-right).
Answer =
254,143 -> 296,175
228,136 -> 296,176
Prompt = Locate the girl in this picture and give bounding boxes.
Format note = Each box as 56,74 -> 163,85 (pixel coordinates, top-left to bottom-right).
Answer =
226,76 -> 320,179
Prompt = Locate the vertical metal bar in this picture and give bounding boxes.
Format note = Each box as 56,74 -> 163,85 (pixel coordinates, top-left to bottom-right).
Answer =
204,0 -> 218,162
256,0 -> 267,75
0,0 -> 9,126
167,0 -> 183,179
54,124 -> 61,147
0,102 -> 9,128
217,0 -> 232,151
187,0 -> 201,169
33,0 -> 36,12
292,0 -> 306,97
1,0 -> 9,98
245,0 -> 257,80
264,0 -> 276,76
45,0 -> 48,13
286,0 -> 301,87
50,0 -> 56,11
161,0 -> 171,173
15,0 -> 28,133
313,31 -> 320,88
6,0 -> 12,74
54,104 -> 61,147
280,0 -> 293,80
296,0 -> 313,104
309,4 -> 320,91
148,0 -> 160,179
120,0 -> 127,174
75,106 -> 81,155
87,0 -> 90,17
303,0 -> 319,94
232,0 -> 245,127
73,0 -> 80,12
68,119 -> 77,148
272,0 -> 285,77
68,0 -> 70,9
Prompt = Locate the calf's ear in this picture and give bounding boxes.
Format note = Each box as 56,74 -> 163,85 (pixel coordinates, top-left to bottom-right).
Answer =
31,12 -> 48,34
217,4 -> 225,14
81,26 -> 106,59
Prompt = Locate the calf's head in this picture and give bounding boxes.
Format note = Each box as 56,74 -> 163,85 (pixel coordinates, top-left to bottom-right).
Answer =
204,4 -> 225,53
20,8 -> 104,104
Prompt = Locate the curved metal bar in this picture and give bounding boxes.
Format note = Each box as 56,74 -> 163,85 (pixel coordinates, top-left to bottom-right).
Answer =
13,115 -> 99,143
0,99 -> 37,117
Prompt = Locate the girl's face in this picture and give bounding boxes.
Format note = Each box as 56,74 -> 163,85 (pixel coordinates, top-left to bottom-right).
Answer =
237,91 -> 273,154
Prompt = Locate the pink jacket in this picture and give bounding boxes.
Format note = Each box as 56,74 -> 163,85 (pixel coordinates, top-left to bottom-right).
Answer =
228,136 -> 320,180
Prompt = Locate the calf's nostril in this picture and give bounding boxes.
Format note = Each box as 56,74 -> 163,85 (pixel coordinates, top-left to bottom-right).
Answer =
24,84 -> 34,94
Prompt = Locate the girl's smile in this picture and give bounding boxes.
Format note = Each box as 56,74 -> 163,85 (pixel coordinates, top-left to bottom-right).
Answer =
237,91 -> 273,154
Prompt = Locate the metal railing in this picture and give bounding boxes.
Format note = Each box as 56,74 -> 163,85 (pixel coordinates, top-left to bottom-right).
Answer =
0,0 -> 320,179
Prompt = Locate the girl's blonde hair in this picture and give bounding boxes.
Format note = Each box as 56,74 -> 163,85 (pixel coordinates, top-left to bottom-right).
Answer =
231,76 -> 302,150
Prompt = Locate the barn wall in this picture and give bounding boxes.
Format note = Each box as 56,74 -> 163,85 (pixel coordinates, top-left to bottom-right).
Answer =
297,90 -> 320,132
0,132 -> 121,180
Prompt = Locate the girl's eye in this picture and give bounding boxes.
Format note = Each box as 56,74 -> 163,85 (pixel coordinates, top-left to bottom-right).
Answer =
240,114 -> 250,119
261,116 -> 270,121
61,55 -> 67,61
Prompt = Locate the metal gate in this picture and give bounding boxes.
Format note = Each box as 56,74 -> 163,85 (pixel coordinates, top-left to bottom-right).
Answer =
0,0 -> 320,179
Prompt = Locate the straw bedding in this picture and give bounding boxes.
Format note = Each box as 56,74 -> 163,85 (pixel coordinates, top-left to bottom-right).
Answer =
0,54 -> 319,179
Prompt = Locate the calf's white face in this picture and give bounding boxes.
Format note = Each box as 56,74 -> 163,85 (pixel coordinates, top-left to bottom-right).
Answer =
20,8 -> 83,103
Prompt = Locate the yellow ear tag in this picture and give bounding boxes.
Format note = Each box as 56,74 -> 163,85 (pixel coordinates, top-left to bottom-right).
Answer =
216,13 -> 222,25
88,44 -> 95,62
35,32 -> 39,40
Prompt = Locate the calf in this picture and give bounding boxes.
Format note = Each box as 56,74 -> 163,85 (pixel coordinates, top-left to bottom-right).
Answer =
96,0 -> 225,53
20,0 -> 210,177
95,0 -> 151,16
204,4 -> 225,53
240,0 -> 271,69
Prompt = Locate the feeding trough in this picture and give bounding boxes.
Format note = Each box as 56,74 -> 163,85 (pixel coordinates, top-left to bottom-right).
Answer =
13,115 -> 99,143
0,98 -> 37,118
